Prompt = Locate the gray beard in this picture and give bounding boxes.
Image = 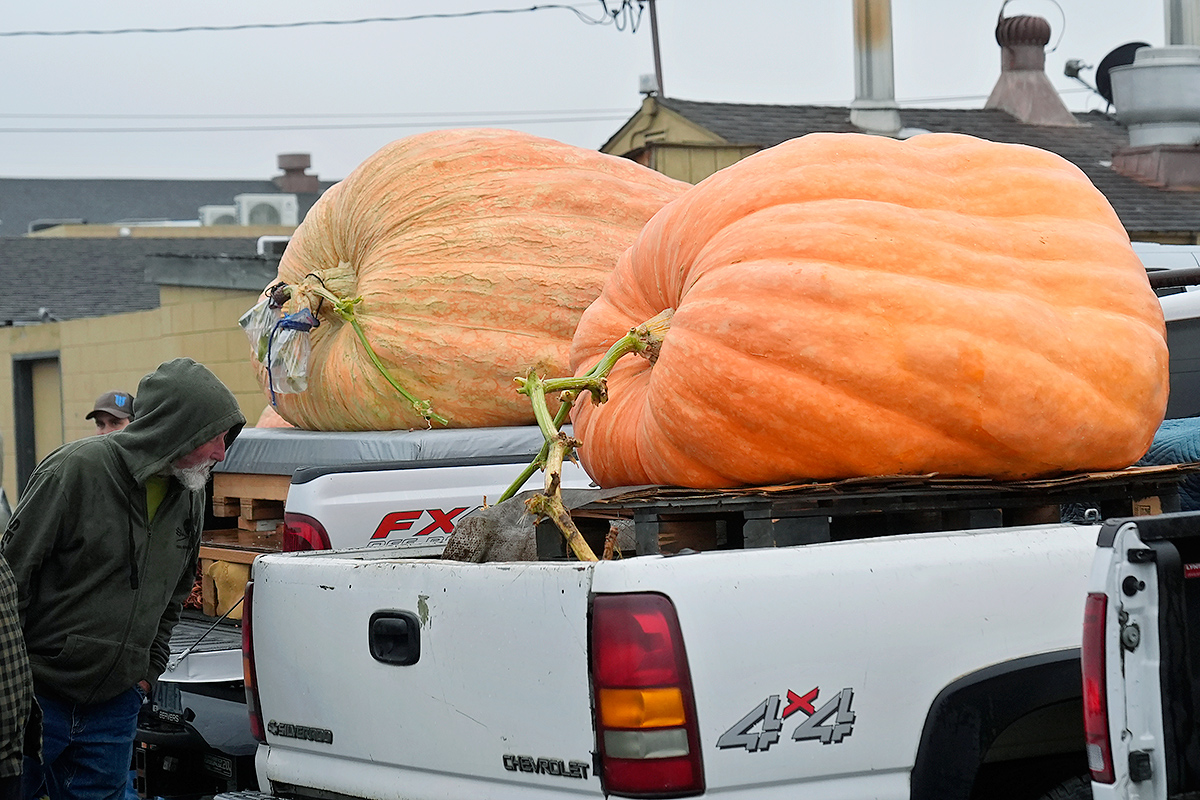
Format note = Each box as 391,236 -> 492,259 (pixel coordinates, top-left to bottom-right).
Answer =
171,461 -> 216,492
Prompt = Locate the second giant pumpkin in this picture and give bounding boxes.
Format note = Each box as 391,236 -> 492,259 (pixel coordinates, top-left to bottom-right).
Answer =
569,132 -> 1170,488
255,128 -> 687,430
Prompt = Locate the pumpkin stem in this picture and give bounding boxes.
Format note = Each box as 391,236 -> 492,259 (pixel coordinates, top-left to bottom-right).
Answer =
499,309 -> 674,561
304,284 -> 450,427
602,521 -> 623,561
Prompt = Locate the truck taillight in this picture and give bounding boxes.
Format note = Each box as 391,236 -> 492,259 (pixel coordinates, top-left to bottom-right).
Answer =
283,512 -> 330,552
591,593 -> 704,798
242,580 -> 266,743
1082,591 -> 1114,784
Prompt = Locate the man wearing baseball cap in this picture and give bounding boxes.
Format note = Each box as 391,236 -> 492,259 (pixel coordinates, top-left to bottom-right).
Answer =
86,391 -> 134,435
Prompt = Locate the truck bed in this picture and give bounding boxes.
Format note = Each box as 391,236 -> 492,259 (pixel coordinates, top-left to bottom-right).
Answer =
162,610 -> 244,684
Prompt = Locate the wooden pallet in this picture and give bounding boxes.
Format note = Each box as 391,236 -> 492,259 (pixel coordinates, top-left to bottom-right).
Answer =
536,464 -> 1200,559
208,472 -> 291,551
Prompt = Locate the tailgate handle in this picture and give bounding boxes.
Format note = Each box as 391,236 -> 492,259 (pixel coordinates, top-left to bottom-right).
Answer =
369,611 -> 421,666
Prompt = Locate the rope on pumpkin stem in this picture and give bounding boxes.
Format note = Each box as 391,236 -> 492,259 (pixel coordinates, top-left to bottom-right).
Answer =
301,283 -> 449,427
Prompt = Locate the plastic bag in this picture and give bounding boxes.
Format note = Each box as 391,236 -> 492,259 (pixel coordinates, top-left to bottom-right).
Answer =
265,309 -> 320,398
238,297 -> 282,364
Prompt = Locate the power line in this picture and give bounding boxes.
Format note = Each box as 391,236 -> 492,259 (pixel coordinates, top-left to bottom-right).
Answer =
0,108 -> 636,121
0,114 -> 632,134
0,4 -> 628,37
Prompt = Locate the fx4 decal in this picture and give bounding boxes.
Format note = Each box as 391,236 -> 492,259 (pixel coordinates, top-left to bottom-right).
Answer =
371,508 -> 471,541
717,687 -> 856,752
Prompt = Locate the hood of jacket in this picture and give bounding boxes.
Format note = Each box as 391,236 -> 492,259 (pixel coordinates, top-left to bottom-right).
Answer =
109,358 -> 246,485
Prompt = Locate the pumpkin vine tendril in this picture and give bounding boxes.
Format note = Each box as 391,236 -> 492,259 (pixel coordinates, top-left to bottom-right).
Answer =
305,285 -> 449,427
502,308 -> 674,561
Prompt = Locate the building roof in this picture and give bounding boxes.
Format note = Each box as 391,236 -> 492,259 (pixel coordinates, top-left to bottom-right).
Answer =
0,177 -> 338,237
0,236 -> 271,325
643,98 -> 1200,236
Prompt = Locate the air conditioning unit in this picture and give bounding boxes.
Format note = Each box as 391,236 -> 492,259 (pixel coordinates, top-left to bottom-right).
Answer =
235,194 -> 299,227
198,205 -> 238,226
257,235 -> 292,257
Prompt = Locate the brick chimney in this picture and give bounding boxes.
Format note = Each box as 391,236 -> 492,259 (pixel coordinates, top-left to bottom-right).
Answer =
273,153 -> 320,194
984,15 -> 1078,126
1110,46 -> 1200,189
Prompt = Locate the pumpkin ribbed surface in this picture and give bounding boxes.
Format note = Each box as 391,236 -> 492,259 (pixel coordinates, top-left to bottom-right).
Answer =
255,128 -> 687,430
569,132 -> 1169,488
255,405 -> 293,428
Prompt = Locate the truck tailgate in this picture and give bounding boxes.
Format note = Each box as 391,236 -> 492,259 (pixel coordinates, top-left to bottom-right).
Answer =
1090,512 -> 1200,798
251,550 -> 602,799
591,523 -> 1099,798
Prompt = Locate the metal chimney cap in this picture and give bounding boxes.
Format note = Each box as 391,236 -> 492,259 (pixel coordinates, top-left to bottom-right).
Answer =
277,153 -> 312,171
995,15 -> 1052,47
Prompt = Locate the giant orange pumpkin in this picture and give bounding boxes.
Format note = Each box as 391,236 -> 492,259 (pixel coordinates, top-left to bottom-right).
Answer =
569,132 -> 1169,488
255,128 -> 687,430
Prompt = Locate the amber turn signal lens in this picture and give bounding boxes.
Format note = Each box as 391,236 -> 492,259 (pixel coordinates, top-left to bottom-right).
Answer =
598,687 -> 687,729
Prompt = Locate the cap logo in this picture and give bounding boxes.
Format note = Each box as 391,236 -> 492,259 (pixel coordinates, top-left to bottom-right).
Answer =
115,395 -> 128,408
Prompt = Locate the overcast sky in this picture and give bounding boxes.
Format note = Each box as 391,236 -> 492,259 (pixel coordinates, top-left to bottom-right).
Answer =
0,1 -> 1166,181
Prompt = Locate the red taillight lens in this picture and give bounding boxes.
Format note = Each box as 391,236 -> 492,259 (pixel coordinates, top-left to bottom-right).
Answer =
591,593 -> 704,798
283,512 -> 330,552
1082,591 -> 1114,784
242,581 -> 266,743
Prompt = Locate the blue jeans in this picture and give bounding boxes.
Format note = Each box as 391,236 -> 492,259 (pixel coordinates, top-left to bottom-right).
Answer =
23,688 -> 143,800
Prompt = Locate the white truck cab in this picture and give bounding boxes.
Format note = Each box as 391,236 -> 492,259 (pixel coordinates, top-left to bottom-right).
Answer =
216,425 -> 595,554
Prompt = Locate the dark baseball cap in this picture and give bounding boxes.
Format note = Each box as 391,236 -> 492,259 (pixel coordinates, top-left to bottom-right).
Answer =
86,390 -> 135,421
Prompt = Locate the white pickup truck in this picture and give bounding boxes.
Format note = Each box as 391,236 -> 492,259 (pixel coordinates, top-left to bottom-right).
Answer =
235,471 -> 1195,800
178,243 -> 1200,800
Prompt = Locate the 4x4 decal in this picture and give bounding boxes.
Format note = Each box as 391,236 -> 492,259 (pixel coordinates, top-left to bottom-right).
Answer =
717,687 -> 856,752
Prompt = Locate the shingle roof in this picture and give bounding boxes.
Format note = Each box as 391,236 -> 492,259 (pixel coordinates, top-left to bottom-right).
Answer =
0,178 -> 337,237
656,98 -> 1200,235
0,237 -> 267,325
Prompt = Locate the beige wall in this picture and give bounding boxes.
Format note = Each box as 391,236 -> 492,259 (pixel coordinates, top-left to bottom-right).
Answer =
649,144 -> 761,185
0,285 -> 268,502
601,97 -> 763,185
30,359 -> 63,464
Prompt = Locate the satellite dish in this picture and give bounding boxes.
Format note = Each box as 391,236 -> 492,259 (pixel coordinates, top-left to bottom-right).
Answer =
1096,41 -> 1150,105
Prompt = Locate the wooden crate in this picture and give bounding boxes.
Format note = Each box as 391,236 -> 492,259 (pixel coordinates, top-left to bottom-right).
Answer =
212,472 -> 290,505
202,528 -> 240,546
201,473 -> 290,618
206,472 -> 290,553
237,526 -> 283,550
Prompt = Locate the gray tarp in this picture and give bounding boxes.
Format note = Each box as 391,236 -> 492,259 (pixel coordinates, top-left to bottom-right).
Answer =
216,425 -> 562,476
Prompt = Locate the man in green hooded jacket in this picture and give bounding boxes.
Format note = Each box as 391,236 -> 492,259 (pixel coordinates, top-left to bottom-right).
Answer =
1,358 -> 245,800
